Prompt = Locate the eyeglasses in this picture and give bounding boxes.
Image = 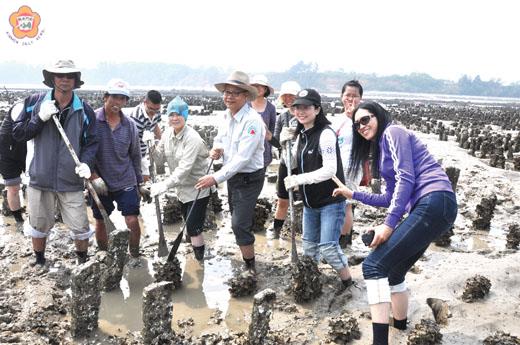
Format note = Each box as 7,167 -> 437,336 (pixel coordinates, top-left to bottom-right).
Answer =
354,114 -> 375,130
344,94 -> 360,100
54,73 -> 76,80
223,90 -> 245,98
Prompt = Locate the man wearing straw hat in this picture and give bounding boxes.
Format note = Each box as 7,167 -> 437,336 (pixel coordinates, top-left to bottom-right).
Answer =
13,59 -> 98,267
196,71 -> 265,274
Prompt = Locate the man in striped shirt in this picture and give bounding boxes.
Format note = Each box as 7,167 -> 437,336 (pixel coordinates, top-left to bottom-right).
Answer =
128,90 -> 163,182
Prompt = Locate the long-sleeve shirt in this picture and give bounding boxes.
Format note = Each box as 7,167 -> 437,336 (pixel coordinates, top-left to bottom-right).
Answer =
273,110 -> 298,166
254,100 -> 276,167
12,91 -> 98,192
127,102 -> 162,157
333,116 -> 362,190
94,107 -> 142,192
153,125 -> 211,203
212,103 -> 265,184
352,125 -> 454,229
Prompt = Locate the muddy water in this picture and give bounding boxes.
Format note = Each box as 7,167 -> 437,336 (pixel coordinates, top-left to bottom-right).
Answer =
97,178 -> 282,337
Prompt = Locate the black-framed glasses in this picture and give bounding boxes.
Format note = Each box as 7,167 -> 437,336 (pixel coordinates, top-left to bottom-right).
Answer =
354,114 -> 375,130
223,90 -> 245,98
54,73 -> 76,79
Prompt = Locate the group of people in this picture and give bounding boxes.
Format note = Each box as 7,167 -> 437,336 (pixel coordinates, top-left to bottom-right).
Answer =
0,60 -> 458,345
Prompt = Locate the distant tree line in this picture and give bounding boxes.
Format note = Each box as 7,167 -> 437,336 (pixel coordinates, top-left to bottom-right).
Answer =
2,60 -> 519,97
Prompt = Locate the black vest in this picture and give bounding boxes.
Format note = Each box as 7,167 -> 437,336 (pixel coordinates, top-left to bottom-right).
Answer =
296,125 -> 346,208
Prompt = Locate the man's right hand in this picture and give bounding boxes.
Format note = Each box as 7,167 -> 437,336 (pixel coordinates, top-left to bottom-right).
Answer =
91,177 -> 108,196
38,100 -> 59,122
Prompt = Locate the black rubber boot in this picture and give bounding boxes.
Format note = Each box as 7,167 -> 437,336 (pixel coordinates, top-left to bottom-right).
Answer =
193,245 -> 205,261
243,257 -> 256,274
76,251 -> 88,264
33,251 -> 46,266
12,209 -> 24,223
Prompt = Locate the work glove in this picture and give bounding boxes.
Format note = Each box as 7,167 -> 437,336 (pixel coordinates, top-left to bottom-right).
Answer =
38,100 -> 59,122
280,126 -> 296,145
284,175 -> 300,191
142,130 -> 155,143
139,183 -> 152,203
91,177 -> 108,196
75,163 -> 91,179
150,181 -> 168,198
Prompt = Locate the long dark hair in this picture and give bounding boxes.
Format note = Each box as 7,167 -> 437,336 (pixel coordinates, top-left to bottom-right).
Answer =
348,101 -> 392,179
295,105 -> 330,135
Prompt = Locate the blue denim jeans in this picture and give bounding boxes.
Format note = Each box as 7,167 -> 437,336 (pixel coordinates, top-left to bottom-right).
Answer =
302,200 -> 348,271
362,191 -> 458,285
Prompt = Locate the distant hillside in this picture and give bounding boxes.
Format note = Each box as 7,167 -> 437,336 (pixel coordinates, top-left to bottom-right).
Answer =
2,61 -> 520,97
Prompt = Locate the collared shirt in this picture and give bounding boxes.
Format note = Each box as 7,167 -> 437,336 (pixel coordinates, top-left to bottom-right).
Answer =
153,125 -> 211,203
212,103 -> 265,184
94,107 -> 143,192
128,103 -> 162,157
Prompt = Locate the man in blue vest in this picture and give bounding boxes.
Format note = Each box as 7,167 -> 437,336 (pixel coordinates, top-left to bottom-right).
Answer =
13,59 -> 98,267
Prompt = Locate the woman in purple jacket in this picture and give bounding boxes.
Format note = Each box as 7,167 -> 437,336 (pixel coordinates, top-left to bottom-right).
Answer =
333,101 -> 457,345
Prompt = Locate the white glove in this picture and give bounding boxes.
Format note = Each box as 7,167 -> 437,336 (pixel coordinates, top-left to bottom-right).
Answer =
75,163 -> 91,179
150,181 -> 168,197
280,126 -> 296,144
38,100 -> 59,122
284,175 -> 300,190
142,130 -> 155,143
91,177 -> 108,196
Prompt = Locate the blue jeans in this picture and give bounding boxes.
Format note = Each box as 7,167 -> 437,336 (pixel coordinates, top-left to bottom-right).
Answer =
362,191 -> 457,285
302,200 -> 348,271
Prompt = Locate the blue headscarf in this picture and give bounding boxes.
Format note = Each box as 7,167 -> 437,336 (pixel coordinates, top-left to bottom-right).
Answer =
166,96 -> 189,120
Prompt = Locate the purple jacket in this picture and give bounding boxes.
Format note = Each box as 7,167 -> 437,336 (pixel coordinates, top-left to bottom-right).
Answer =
352,125 -> 453,229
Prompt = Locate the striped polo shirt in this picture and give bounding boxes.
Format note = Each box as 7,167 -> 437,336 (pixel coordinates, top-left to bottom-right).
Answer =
128,103 -> 162,157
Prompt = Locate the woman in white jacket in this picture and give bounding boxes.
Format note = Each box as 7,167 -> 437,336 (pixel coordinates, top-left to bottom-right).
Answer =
150,96 -> 211,260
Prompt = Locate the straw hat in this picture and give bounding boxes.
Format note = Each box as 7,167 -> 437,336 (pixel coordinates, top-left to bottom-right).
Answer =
42,59 -> 84,89
214,71 -> 258,101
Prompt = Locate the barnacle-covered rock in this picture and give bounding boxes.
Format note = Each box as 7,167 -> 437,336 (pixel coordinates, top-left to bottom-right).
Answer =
327,311 -> 361,344
228,271 -> 257,297
291,255 -> 322,303
461,275 -> 491,302
483,331 -> 520,345
153,257 -> 182,289
407,319 -> 442,345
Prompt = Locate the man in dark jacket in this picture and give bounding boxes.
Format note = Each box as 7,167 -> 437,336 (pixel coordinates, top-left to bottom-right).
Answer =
13,59 -> 98,267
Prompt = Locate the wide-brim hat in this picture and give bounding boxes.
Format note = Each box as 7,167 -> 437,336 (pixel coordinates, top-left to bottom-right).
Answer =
214,71 -> 258,101
42,59 -> 84,89
250,74 -> 274,96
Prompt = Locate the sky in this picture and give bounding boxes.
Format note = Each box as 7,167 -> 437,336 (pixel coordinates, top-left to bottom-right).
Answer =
1,0 -> 520,84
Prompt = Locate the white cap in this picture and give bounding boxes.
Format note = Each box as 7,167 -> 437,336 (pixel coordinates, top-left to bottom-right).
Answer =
279,81 -> 301,97
106,78 -> 130,97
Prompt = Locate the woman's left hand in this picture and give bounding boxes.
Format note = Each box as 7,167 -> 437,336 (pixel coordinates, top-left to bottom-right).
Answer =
369,224 -> 393,248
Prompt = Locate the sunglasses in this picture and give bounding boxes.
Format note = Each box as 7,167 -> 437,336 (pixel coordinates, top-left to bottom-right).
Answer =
353,114 -> 375,130
54,73 -> 76,80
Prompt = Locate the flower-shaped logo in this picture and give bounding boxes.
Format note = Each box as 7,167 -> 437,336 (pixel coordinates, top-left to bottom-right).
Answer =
9,6 -> 41,39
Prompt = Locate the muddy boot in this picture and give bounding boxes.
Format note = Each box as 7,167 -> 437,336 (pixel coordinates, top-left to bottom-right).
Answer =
129,245 -> 140,258
335,277 -> 354,295
76,251 -> 88,265
31,251 -> 46,267
270,219 -> 284,239
339,233 -> 352,249
12,209 -> 24,223
193,245 -> 205,261
244,257 -> 256,275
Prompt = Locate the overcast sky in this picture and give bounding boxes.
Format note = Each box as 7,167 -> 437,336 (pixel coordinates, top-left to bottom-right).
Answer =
2,0 -> 519,84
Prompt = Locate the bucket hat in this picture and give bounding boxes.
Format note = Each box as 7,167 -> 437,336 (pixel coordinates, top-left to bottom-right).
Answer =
214,71 -> 258,101
250,74 -> 274,96
42,59 -> 84,89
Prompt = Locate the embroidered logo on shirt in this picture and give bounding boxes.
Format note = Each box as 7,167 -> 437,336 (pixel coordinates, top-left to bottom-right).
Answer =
325,146 -> 334,154
246,125 -> 257,136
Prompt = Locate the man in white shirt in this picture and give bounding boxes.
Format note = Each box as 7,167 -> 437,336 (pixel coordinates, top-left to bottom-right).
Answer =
196,71 -> 265,273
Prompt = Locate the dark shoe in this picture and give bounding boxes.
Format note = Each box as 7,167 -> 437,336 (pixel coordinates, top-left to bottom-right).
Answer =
76,251 -> 88,265
339,233 -> 352,249
12,209 -> 24,223
193,245 -> 205,261
129,246 -> 140,258
335,278 -> 354,295
244,257 -> 256,275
